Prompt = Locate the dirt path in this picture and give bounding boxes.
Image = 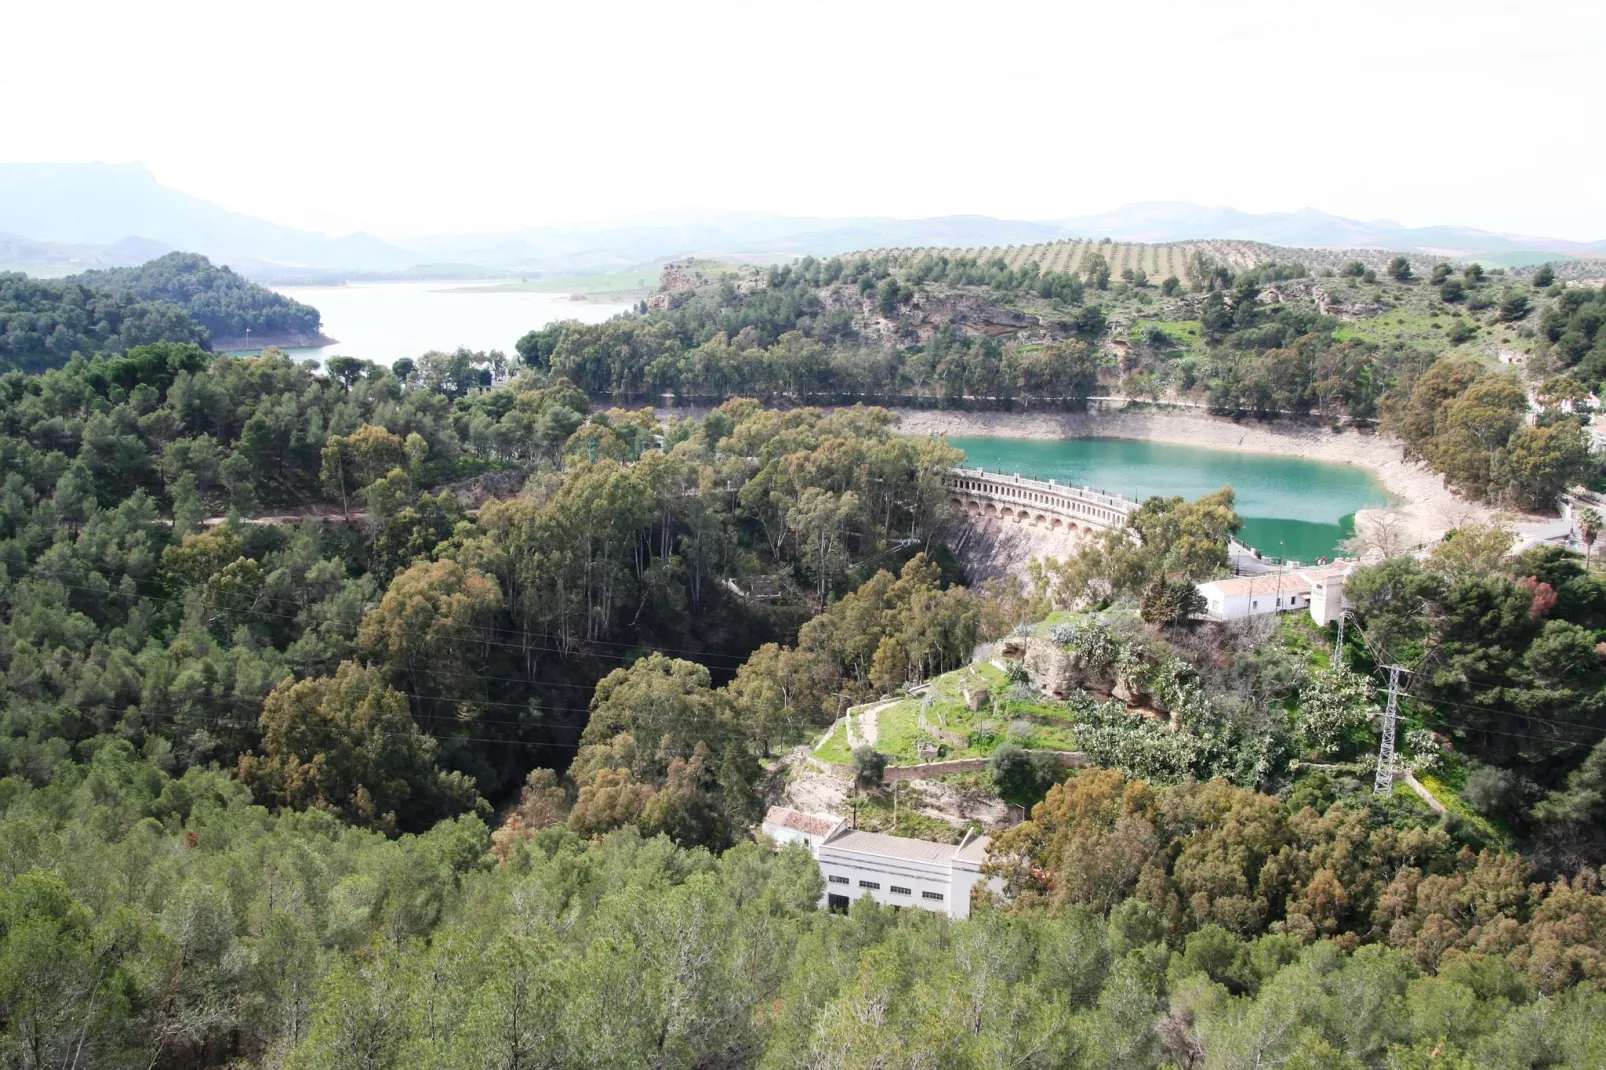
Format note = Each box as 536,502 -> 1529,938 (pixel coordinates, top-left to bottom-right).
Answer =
855,699 -> 897,747
1403,771 -> 1449,815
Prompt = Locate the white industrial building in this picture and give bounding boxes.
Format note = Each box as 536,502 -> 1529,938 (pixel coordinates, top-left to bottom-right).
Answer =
761,806 -> 997,919
1196,562 -> 1351,625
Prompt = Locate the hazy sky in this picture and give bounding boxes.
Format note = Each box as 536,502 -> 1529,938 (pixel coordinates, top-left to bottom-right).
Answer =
8,0 -> 1603,239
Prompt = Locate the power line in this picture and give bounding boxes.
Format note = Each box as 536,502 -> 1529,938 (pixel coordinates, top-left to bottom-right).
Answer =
38,578 -> 753,668
1376,686 -> 1606,734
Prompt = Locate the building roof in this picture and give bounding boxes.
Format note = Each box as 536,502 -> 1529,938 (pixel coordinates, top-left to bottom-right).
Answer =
824,828 -> 957,862
1198,574 -> 1314,598
762,806 -> 842,837
764,807 -> 993,865
822,827 -> 991,865
954,829 -> 992,864
1198,563 -> 1353,599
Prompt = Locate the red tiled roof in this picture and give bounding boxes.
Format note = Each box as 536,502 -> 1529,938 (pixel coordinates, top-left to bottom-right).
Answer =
762,806 -> 841,837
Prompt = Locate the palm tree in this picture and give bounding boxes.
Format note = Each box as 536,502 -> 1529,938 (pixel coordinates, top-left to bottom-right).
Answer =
1579,507 -> 1602,567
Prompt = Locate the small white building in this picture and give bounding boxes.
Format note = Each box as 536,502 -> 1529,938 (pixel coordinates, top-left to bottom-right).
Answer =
1197,563 -> 1352,625
761,806 -> 997,919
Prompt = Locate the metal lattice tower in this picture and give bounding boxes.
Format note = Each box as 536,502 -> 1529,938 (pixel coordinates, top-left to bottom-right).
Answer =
1373,665 -> 1403,795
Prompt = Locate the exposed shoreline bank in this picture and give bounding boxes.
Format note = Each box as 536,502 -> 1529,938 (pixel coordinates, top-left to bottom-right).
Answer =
213,330 -> 337,352
890,406 -> 1538,549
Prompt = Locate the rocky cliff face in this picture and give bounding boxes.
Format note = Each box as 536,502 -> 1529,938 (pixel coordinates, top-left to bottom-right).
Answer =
648,259 -> 768,311
1000,637 -> 1115,699
818,285 -> 1075,347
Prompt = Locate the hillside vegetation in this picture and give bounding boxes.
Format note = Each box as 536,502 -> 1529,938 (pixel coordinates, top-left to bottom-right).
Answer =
2,243 -> 1606,1067
73,251 -> 325,344
522,248 -> 1601,512
0,252 -> 323,372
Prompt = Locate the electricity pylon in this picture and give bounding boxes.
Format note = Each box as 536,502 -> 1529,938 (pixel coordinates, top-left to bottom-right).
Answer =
1373,665 -> 1405,795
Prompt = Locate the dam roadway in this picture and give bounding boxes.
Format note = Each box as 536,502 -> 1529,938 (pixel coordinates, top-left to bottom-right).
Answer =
944,466 -> 1139,535
944,466 -> 1289,574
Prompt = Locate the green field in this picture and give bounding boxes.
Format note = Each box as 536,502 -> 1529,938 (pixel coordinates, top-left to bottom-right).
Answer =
814,719 -> 853,764
816,658 -> 1084,768
449,264 -> 665,300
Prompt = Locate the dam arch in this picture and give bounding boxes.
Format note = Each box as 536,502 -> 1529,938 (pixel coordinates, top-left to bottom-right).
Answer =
942,466 -> 1140,536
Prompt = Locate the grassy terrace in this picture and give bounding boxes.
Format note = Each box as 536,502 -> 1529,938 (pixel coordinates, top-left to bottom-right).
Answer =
817,657 -> 1082,767
814,719 -> 852,765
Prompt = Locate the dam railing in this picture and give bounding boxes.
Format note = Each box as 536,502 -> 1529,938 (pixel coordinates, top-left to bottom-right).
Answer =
946,467 -> 1143,515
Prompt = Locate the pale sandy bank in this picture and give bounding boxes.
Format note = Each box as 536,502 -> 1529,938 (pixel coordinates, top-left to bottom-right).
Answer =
892,406 -> 1545,549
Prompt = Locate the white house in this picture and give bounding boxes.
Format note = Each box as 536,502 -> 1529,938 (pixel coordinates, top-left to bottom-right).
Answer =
761,806 -> 997,919
1196,563 -> 1352,625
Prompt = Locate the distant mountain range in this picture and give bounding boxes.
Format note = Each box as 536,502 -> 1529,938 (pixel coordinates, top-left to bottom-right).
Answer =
3,163 -> 1603,280
1049,203 -> 1606,262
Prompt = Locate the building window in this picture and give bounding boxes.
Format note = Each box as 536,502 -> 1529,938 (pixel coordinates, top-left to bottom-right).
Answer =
859,880 -> 880,890
890,885 -> 911,896
921,891 -> 944,902
828,875 -> 849,885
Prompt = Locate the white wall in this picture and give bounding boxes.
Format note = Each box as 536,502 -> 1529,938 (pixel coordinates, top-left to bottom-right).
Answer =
1201,587 -> 1311,620
816,847 -> 962,918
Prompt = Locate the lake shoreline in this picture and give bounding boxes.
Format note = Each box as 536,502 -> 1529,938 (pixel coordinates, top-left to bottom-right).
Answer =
891,406 -> 1536,549
213,330 -> 337,352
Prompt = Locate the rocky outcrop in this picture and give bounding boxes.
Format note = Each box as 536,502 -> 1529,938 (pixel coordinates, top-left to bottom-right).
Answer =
818,285 -> 1077,348
1310,284 -> 1387,321
439,468 -> 530,507
660,260 -> 715,292
649,259 -> 753,311
999,637 -> 1115,699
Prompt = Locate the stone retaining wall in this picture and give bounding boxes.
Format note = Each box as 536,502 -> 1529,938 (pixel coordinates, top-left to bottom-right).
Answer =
883,758 -> 990,781
818,750 -> 1090,783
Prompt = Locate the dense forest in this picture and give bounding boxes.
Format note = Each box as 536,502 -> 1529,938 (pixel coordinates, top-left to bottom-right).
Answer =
0,272 -> 209,372
0,253 -> 321,372
0,343 -> 964,813
12,752 -> 1606,1069
3,247 -> 1606,1066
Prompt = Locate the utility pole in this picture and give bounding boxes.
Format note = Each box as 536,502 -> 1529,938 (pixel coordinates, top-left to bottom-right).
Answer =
1373,665 -> 1405,795
1334,611 -> 1345,666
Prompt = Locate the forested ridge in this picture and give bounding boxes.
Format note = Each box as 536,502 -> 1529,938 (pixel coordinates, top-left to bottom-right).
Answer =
73,252 -> 325,343
2,256 -> 1606,1066
0,252 -> 321,373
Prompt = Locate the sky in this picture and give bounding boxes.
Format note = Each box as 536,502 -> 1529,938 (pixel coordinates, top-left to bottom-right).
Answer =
6,0 -> 1604,240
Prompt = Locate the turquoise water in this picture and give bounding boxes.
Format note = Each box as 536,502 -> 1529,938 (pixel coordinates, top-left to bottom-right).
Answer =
947,436 -> 1391,561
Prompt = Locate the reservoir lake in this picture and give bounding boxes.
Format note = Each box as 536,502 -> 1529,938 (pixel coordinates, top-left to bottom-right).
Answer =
239,280 -> 631,365
947,436 -> 1391,561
